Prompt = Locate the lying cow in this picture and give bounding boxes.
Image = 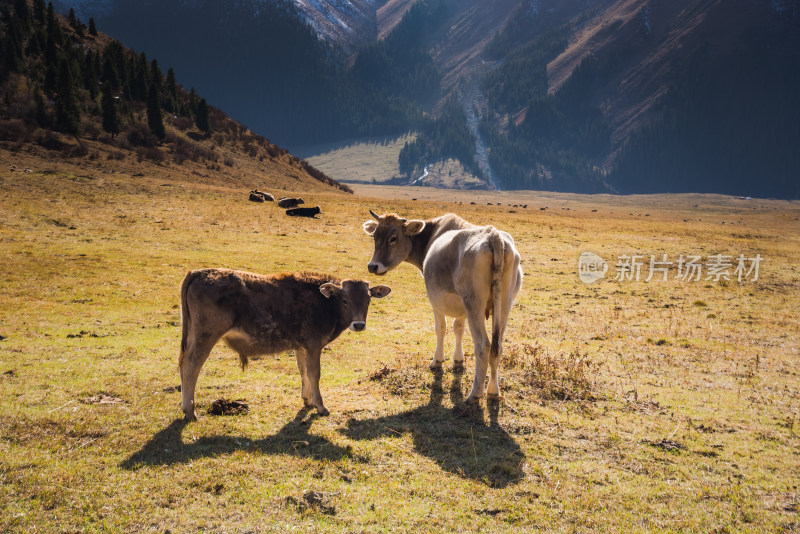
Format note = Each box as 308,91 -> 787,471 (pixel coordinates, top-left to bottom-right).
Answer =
363,211 -> 522,402
278,197 -> 304,208
179,269 -> 390,419
249,189 -> 274,202
286,206 -> 321,218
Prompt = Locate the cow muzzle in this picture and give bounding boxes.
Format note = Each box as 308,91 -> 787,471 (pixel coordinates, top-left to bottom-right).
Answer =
350,321 -> 366,332
368,262 -> 387,275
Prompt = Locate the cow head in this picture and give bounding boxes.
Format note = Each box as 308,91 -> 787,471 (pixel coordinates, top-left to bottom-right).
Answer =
320,280 -> 391,331
363,210 -> 425,275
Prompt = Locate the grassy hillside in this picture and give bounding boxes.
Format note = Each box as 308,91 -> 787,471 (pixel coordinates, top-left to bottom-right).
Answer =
1,165 -> 799,531
0,1 -> 349,194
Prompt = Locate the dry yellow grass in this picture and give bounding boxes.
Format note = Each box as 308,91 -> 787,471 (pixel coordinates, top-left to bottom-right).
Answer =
1,156 -> 798,532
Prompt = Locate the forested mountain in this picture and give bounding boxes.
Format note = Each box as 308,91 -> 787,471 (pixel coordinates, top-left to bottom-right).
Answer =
44,0 -> 800,198
50,0 -> 432,148
0,0 -> 350,193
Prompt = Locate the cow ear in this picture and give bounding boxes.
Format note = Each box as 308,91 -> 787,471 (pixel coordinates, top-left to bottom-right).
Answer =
320,283 -> 341,299
369,285 -> 391,299
404,220 -> 425,235
363,220 -> 378,235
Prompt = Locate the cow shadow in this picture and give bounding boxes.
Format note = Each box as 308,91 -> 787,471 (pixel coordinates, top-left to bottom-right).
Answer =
120,408 -> 362,470
340,368 -> 525,488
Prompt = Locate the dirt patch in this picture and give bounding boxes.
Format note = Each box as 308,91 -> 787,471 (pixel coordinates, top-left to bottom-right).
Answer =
285,489 -> 337,515
368,365 -> 394,381
80,394 -> 126,405
207,398 -> 249,416
66,330 -> 106,339
642,438 -> 685,452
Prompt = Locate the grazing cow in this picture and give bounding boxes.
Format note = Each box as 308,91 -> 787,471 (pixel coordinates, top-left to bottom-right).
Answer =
278,197 -> 304,208
286,206 -> 321,218
363,211 -> 522,402
179,269 -> 390,419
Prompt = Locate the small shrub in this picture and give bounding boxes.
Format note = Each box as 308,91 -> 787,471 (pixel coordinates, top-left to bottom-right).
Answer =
0,119 -> 29,142
135,146 -> 164,163
36,130 -> 65,150
173,116 -> 193,131
125,123 -> 159,148
506,343 -> 599,401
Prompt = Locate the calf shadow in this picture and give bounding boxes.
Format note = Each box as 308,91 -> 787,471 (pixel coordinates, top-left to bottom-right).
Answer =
341,369 -> 525,488
121,408 -> 361,470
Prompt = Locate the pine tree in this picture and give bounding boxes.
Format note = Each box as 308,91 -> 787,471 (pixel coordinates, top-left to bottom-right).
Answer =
14,0 -> 32,30
54,57 -> 81,135
101,83 -> 120,138
196,98 -> 211,135
147,83 -> 165,140
164,67 -> 177,112
88,17 -> 97,37
33,0 -> 46,25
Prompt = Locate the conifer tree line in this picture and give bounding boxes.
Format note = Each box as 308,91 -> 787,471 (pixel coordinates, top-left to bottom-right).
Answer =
0,0 -> 213,143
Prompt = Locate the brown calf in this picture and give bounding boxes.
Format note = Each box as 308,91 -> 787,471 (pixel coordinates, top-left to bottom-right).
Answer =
179,269 -> 390,419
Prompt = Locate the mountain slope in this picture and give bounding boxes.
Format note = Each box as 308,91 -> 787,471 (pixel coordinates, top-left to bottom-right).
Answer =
0,1 -> 350,194
47,0 -> 800,197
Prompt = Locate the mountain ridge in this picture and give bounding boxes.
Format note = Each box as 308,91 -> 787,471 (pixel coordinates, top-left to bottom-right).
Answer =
0,1 -> 351,195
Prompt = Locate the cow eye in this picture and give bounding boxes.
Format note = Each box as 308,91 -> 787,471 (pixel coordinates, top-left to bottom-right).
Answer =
388,236 -> 398,245
342,298 -> 349,307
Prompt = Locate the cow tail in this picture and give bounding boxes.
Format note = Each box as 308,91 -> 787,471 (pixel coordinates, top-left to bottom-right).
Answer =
178,271 -> 195,370
489,228 -> 505,363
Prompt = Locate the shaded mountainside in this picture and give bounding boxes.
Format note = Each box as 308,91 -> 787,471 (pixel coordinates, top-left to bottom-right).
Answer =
46,0 -> 800,198
0,0 -> 351,193
403,0 -> 800,197
52,0 -> 427,148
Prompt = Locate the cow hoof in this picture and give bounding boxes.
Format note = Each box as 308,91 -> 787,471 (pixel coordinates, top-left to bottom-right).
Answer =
316,406 -> 330,416
429,361 -> 444,370
464,394 -> 482,404
486,393 -> 502,401
452,361 -> 465,372
184,411 -> 198,422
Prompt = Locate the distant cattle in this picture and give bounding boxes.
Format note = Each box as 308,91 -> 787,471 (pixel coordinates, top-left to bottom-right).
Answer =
363,211 -> 522,402
286,206 -> 321,218
179,269 -> 390,419
278,197 -> 304,208
249,189 -> 274,202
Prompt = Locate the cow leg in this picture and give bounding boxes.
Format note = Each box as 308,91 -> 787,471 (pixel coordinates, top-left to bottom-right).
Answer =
294,349 -> 311,407
430,310 -> 447,369
303,345 -> 329,416
486,338 -> 502,399
180,335 -> 216,421
452,317 -> 466,370
464,307 -> 490,403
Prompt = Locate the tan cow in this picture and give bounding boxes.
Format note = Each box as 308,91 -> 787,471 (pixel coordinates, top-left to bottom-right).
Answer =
363,212 -> 522,402
179,269 -> 390,420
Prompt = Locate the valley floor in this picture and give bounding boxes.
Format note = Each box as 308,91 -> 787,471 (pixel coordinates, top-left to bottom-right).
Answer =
1,167 -> 799,532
